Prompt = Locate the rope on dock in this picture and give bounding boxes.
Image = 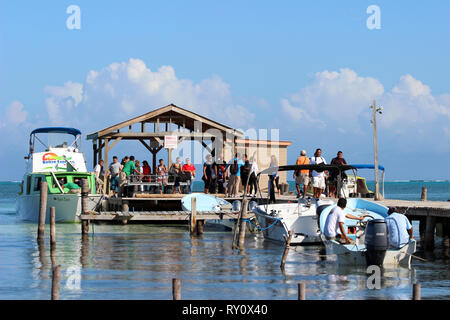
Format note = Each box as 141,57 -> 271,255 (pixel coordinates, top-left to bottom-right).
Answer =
240,218 -> 281,231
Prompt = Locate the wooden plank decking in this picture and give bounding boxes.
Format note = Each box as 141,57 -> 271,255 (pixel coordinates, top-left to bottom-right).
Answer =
80,210 -> 240,222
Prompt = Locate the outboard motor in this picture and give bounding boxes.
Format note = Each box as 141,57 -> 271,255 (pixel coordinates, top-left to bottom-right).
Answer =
248,201 -> 258,211
364,219 -> 389,266
232,200 -> 242,212
316,204 -> 332,229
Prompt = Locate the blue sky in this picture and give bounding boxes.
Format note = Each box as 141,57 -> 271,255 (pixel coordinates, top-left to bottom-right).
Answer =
1,1 -> 449,181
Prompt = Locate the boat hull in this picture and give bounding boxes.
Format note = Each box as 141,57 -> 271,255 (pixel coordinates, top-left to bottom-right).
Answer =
16,193 -> 103,223
253,202 -> 324,245
323,237 -> 416,267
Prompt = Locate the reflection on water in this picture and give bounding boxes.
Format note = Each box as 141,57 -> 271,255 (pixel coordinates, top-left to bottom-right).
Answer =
0,213 -> 449,300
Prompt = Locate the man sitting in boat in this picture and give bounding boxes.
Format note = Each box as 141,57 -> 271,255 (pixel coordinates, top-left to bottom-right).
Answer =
64,179 -> 81,194
323,198 -> 366,244
385,207 -> 414,249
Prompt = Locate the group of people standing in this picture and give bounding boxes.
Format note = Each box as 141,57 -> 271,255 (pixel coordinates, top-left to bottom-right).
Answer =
93,148 -> 349,199
93,156 -> 197,196
202,153 -> 259,197
93,153 -> 261,197
293,148 -> 348,199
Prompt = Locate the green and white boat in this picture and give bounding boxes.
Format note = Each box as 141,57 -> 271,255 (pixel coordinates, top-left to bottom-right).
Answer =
16,127 -> 103,222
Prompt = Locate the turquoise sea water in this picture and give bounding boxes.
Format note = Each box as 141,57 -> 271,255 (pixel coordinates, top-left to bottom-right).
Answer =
0,181 -> 449,300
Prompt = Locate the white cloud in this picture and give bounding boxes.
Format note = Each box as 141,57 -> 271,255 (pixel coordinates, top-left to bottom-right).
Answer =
1,100 -> 29,129
45,58 -> 255,129
281,69 -> 450,153
282,69 -> 450,130
3,101 -> 28,126
282,68 -> 384,131
379,75 -> 450,129
44,81 -> 83,124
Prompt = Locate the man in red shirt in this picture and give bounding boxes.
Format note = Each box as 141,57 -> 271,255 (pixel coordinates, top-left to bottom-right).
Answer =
182,158 -> 196,193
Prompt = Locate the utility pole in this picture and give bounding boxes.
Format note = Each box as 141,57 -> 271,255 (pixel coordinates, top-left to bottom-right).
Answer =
370,100 -> 383,200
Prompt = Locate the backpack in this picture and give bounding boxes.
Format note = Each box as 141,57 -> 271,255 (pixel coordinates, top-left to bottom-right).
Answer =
230,160 -> 239,175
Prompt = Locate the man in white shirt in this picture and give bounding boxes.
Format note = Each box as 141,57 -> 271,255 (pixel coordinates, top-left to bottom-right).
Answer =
324,198 -> 365,244
93,160 -> 104,193
310,148 -> 328,198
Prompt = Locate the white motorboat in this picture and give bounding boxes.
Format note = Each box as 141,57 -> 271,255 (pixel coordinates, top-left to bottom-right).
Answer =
318,198 -> 416,267
251,163 -> 353,245
253,197 -> 334,244
16,127 -> 103,222
181,193 -> 236,230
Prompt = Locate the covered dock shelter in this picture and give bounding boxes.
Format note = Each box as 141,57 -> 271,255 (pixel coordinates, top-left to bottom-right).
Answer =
86,104 -> 291,193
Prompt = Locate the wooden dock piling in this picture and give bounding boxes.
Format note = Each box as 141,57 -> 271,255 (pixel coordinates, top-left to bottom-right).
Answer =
412,283 -> 421,300
280,230 -> 294,270
298,283 -> 306,300
51,265 -> 61,300
196,220 -> 204,235
81,179 -> 90,235
238,198 -> 249,250
172,278 -> 181,300
50,206 -> 56,246
424,216 -> 436,251
37,181 -> 48,240
443,222 -> 450,247
421,187 -> 427,201
190,197 -> 197,235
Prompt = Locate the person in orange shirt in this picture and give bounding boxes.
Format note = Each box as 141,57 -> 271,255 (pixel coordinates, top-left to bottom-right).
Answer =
294,150 -> 310,198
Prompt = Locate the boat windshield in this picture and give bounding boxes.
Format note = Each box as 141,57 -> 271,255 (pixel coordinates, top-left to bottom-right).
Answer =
29,127 -> 81,154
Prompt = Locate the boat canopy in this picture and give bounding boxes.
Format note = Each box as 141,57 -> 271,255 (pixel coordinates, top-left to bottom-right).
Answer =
347,164 -> 385,171
258,164 -> 356,176
30,127 -> 82,136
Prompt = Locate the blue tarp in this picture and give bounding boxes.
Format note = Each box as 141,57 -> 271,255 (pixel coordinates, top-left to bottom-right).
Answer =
349,164 -> 385,171
30,127 -> 82,136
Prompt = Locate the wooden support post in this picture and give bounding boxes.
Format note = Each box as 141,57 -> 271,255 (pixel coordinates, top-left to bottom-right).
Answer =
412,283 -> 421,300
238,198 -> 249,250
37,181 -> 48,241
419,217 -> 426,247
81,179 -> 90,235
80,235 -> 89,268
421,187 -> 427,201
443,221 -> 450,248
98,138 -> 103,161
196,220 -> 204,235
93,140 -> 98,169
172,278 -> 181,300
298,283 -> 306,300
122,200 -> 129,212
424,215 -> 436,251
103,138 -> 109,195
50,206 -> 56,246
280,230 -> 294,270
51,265 -> 61,300
190,197 -> 197,235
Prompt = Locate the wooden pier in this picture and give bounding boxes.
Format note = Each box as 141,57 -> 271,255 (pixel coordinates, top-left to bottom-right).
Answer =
372,198 -> 450,250
79,189 -> 450,250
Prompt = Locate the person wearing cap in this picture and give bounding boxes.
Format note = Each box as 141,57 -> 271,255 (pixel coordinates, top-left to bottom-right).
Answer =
294,150 -> 310,198
385,207 -> 414,249
323,198 -> 366,244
